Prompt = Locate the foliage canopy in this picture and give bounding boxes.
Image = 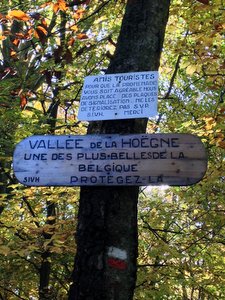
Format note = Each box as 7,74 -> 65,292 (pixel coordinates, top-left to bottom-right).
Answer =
0,0 -> 224,299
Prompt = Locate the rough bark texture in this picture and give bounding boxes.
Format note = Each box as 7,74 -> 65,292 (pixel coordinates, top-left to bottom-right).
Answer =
68,1 -> 170,299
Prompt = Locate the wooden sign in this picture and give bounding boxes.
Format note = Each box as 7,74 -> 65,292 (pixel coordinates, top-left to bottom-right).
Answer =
13,134 -> 207,187
78,71 -> 158,121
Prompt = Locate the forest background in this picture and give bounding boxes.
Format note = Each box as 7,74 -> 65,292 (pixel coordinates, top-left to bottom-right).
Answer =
0,0 -> 224,299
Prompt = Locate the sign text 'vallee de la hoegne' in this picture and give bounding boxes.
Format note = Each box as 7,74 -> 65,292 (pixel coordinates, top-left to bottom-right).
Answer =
78,71 -> 158,121
13,134 -> 207,187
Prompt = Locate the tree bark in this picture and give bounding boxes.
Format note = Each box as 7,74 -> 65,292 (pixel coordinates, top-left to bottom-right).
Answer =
68,1 -> 170,299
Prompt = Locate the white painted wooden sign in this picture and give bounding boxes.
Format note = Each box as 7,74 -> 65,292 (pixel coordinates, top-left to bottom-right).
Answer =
13,134 -> 207,187
78,71 -> 158,121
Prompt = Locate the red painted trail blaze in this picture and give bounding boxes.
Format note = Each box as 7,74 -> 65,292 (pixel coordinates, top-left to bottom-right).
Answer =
107,257 -> 128,270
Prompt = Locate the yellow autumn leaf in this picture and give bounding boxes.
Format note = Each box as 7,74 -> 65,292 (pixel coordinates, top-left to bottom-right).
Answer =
53,0 -> 67,13
68,37 -> 75,46
70,24 -> 79,32
0,245 -> 11,256
205,124 -> 214,130
8,10 -> 30,21
186,65 -> 197,75
216,132 -> 224,139
58,0 -> 67,11
218,140 -> 225,149
203,116 -> 214,122
36,25 -> 48,36
53,3 -> 59,13
77,33 -> 88,40
203,37 -> 213,47
73,9 -> 85,20
10,50 -> 17,57
33,30 -> 39,39
193,209 -> 199,215
47,216 -> 56,221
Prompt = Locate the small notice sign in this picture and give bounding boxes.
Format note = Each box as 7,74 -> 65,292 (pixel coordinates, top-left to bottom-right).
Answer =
13,134 -> 207,187
78,71 -> 158,121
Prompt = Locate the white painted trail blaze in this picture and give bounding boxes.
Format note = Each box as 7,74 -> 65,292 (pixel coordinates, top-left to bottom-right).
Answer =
107,247 -> 127,260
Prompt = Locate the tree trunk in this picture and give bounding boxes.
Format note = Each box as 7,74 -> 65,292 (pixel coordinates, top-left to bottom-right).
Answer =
68,1 -> 170,299
39,88 -> 59,300
39,201 -> 56,300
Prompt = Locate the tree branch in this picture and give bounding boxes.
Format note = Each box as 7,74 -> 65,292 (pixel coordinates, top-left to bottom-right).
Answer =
23,196 -> 40,228
0,285 -> 27,300
156,54 -> 182,126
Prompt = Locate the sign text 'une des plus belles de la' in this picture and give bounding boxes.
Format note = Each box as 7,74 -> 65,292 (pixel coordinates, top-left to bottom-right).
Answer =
78,71 -> 158,121
13,134 -> 207,187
